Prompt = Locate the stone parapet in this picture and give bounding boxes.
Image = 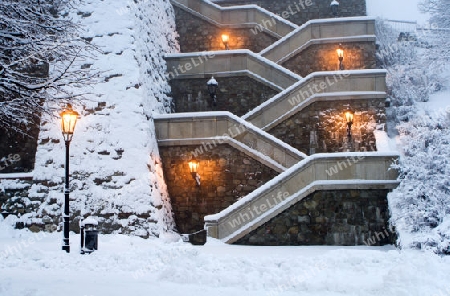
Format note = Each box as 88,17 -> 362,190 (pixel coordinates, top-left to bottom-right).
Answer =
261,17 -> 376,63
165,50 -> 301,90
212,0 -> 367,26
204,153 -> 399,243
154,112 -> 305,169
243,69 -> 387,130
171,0 -> 297,38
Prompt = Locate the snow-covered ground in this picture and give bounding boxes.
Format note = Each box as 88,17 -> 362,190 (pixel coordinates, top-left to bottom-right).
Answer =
1,220 -> 449,296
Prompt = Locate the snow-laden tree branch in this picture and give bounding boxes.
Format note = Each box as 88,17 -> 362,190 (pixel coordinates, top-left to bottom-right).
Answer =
0,0 -> 98,135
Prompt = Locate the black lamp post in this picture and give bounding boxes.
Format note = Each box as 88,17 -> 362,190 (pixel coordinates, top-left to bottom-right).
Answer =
337,44 -> 344,70
221,34 -> 230,50
330,0 -> 339,17
188,158 -> 201,186
207,76 -> 219,107
60,104 -> 79,253
345,109 -> 354,141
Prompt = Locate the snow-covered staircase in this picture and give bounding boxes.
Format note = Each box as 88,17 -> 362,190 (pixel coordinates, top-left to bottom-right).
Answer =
170,0 -> 297,38
204,153 -> 399,243
154,112 -> 305,172
243,70 -> 388,130
260,17 -> 376,63
157,0 -> 400,243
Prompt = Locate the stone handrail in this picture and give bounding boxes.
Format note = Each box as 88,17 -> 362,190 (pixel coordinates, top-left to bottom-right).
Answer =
204,152 -> 399,243
165,50 -> 301,90
261,17 -> 376,63
242,69 -> 388,130
171,0 -> 297,38
0,172 -> 34,180
153,112 -> 305,169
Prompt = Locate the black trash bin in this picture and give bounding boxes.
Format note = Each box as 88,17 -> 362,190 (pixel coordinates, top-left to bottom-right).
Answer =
80,217 -> 98,254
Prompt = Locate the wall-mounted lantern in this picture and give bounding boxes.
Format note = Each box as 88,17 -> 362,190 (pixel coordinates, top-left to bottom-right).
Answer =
330,0 -> 339,17
337,44 -> 344,70
344,109 -> 354,141
207,76 -> 218,107
221,34 -> 230,50
188,158 -> 201,186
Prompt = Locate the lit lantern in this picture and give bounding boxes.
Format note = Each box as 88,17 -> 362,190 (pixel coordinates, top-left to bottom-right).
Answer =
345,109 -> 354,139
60,104 -> 79,143
337,44 -> 344,70
221,34 -> 230,50
188,158 -> 201,186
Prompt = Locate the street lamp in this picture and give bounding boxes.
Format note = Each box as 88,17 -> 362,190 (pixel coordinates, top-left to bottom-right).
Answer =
60,104 -> 79,253
344,109 -> 354,141
207,76 -> 219,107
330,0 -> 339,17
188,158 -> 201,186
337,44 -> 344,70
221,34 -> 230,50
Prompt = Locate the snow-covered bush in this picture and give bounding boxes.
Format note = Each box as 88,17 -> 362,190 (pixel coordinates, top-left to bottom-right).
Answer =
389,113 -> 450,254
376,19 -> 445,120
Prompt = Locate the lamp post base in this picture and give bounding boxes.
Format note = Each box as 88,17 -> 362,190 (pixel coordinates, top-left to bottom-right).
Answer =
62,245 -> 70,253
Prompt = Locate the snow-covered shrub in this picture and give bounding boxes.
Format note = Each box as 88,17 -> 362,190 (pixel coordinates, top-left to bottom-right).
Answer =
376,19 -> 445,116
389,113 -> 450,254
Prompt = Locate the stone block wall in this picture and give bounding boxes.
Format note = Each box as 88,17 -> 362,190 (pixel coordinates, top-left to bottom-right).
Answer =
267,98 -> 386,155
282,41 -> 377,77
160,144 -> 278,234
174,6 -> 278,53
170,76 -> 280,116
0,122 -> 41,173
213,0 -> 367,26
235,189 -> 394,246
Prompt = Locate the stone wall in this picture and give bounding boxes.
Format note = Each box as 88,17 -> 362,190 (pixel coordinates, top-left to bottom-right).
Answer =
170,76 -> 280,116
235,189 -> 394,246
267,98 -> 385,155
213,0 -> 367,26
160,144 -> 278,234
282,41 -> 377,77
0,122 -> 41,173
174,6 -> 278,53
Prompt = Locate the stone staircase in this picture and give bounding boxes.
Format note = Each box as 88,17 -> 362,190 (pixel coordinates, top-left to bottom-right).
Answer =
204,153 -> 398,243
165,50 -> 301,90
170,0 -> 297,38
154,112 -> 305,172
261,17 -> 376,63
158,0 -> 399,244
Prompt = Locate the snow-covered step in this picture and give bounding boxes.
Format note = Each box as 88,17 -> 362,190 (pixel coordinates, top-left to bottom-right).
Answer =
165,50 -> 301,90
171,0 -> 297,38
243,69 -> 388,130
153,111 -> 306,171
260,17 -> 376,64
205,152 -> 399,243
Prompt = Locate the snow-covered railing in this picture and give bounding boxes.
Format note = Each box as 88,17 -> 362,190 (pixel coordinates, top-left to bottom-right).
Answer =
243,69 -> 388,130
204,152 -> 399,243
153,112 -> 305,170
170,0 -> 297,38
261,17 -> 377,63
164,50 -> 301,90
